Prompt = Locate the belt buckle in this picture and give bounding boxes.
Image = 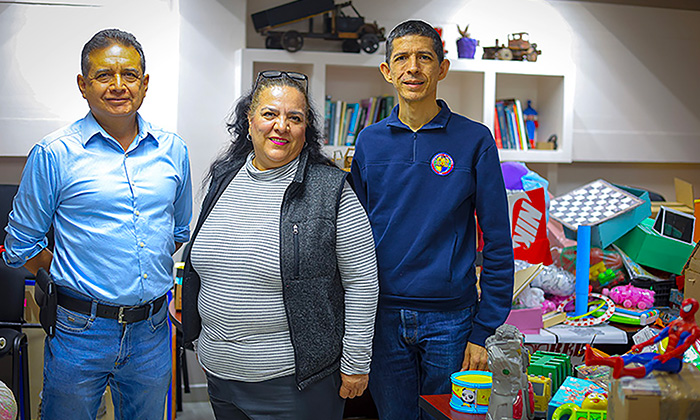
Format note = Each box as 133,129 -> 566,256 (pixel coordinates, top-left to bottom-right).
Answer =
118,306 -> 126,324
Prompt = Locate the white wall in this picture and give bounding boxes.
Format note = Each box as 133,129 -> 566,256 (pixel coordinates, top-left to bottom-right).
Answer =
0,0 -> 181,157
177,0 -> 247,207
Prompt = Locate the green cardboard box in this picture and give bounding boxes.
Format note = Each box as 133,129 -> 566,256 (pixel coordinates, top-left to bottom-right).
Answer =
614,218 -> 695,274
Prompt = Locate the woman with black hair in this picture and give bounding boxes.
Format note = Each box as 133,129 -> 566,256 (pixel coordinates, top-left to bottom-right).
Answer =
181,71 -> 378,419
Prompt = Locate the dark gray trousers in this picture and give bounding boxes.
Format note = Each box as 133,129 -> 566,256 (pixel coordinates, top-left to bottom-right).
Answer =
206,370 -> 345,420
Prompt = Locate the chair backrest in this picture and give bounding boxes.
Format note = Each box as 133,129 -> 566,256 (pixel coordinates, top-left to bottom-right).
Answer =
0,185 -> 29,323
0,184 -> 19,245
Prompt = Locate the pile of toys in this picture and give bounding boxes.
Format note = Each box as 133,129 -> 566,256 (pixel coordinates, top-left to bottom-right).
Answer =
448,306 -> 700,419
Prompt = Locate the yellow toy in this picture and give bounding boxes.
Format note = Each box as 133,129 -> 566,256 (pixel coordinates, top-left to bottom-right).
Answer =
551,390 -> 608,420
527,375 -> 551,418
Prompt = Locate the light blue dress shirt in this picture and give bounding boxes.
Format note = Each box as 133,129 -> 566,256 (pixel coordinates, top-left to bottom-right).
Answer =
3,112 -> 192,305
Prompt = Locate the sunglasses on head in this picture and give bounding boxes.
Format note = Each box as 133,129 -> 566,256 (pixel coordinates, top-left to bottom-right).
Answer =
253,70 -> 309,93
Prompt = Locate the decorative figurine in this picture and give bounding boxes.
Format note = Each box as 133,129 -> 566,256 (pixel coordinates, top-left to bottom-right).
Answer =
456,24 -> 478,59
486,324 -> 535,420
522,100 -> 538,148
482,32 -> 541,61
585,298 -> 700,378
251,0 -> 385,53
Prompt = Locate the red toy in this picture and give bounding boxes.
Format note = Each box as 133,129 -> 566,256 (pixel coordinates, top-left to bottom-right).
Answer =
584,298 -> 700,379
602,284 -> 655,310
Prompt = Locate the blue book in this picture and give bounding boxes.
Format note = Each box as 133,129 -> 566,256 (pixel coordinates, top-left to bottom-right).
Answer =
345,103 -> 360,145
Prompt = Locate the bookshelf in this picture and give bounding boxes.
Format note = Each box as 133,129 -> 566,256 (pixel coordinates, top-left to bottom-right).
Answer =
235,48 -> 575,163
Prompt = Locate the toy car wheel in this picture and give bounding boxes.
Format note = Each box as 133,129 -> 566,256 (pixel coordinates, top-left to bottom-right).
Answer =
342,39 -> 361,53
496,48 -> 513,60
281,30 -> 303,52
360,33 -> 379,54
526,52 -> 539,62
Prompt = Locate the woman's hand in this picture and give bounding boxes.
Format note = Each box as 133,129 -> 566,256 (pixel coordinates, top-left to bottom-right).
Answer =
339,373 -> 368,399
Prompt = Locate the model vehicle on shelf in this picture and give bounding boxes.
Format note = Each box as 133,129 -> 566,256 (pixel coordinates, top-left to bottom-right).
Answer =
482,32 -> 541,61
251,0 -> 385,53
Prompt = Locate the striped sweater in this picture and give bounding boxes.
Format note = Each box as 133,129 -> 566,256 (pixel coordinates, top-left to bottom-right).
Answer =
190,153 -> 378,382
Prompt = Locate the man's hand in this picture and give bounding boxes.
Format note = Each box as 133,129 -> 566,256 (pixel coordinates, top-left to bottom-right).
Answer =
339,373 -> 368,399
462,342 -> 489,371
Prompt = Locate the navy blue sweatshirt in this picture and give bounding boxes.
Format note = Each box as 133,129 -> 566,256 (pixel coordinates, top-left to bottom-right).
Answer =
350,100 -> 514,346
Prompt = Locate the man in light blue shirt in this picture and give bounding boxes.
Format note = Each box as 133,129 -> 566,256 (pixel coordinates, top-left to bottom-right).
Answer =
3,29 -> 192,420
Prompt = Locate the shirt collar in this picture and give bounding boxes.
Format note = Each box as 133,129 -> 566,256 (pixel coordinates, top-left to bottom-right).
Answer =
80,112 -> 157,148
386,99 -> 452,131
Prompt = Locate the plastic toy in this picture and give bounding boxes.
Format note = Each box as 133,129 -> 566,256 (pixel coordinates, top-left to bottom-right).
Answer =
527,351 -> 571,392
584,298 -> 700,378
486,324 -> 534,420
449,371 -> 492,414
251,0 -> 385,53
602,284 -> 655,310
527,375 -> 551,419
556,293 -> 616,327
522,100 -> 538,148
551,390 -> 608,420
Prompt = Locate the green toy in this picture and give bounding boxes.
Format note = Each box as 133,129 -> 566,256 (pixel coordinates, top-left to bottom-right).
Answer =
527,351 -> 572,391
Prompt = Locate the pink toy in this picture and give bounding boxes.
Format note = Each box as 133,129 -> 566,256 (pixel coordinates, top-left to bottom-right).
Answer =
602,284 -> 655,310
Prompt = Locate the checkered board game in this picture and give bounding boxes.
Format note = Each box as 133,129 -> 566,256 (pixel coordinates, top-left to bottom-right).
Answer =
549,179 -> 645,230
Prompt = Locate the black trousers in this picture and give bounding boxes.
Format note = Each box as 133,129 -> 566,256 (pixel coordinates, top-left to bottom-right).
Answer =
206,370 -> 345,420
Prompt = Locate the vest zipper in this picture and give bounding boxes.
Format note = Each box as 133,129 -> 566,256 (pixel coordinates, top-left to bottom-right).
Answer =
293,223 -> 300,278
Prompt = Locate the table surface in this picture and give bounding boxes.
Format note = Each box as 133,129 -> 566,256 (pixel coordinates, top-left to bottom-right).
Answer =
419,395 -> 486,420
168,299 -> 182,330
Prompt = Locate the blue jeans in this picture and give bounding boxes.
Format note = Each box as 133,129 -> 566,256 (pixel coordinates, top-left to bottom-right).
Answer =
41,294 -> 171,420
369,306 -> 474,420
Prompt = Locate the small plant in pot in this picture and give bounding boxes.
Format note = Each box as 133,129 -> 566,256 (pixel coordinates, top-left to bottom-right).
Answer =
456,24 -> 478,59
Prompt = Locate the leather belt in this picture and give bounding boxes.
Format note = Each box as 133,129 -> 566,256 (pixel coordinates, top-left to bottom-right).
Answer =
57,292 -> 167,324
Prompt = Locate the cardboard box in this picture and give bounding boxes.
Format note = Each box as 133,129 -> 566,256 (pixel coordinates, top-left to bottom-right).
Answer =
650,177 -> 695,218
608,365 -> 700,420
558,183 -> 651,250
615,218 -> 695,275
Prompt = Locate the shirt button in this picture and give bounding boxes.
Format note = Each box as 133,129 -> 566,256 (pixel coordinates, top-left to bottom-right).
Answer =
139,242 -> 145,247
143,274 -> 148,279
125,153 -> 129,157
134,210 -> 140,216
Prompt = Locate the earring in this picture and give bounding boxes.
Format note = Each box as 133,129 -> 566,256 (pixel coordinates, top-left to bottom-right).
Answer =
247,133 -> 252,142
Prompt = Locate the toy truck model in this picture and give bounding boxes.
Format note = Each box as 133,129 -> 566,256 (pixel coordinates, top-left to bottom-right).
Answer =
251,0 -> 385,53
482,32 -> 541,61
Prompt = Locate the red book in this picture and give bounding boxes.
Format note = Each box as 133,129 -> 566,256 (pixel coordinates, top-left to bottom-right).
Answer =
494,107 -> 503,148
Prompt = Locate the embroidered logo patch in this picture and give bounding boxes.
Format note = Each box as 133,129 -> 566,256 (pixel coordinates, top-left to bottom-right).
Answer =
431,153 -> 454,176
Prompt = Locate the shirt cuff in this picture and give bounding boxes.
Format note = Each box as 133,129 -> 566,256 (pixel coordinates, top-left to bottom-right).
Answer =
2,240 -> 47,268
173,226 -> 191,243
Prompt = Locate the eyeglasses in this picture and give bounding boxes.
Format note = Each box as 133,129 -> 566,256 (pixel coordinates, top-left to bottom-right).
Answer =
253,70 -> 308,93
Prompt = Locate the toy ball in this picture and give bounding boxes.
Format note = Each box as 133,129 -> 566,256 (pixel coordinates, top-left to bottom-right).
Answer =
449,371 -> 492,414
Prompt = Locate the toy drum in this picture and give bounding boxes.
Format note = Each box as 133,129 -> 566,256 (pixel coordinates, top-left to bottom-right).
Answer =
449,371 -> 492,414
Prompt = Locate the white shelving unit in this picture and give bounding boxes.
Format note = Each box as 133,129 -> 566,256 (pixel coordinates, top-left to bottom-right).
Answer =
235,48 -> 575,163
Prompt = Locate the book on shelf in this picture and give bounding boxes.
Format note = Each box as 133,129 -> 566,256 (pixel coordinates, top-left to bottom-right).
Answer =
323,95 -> 332,145
325,95 -> 396,146
493,107 -> 503,149
496,99 -> 534,150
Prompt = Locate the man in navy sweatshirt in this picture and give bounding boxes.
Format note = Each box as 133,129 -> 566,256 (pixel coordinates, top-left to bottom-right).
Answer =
350,20 -> 514,420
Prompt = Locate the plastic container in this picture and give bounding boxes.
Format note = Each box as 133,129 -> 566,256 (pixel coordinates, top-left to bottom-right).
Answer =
449,371 -> 492,414
631,278 -> 674,307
